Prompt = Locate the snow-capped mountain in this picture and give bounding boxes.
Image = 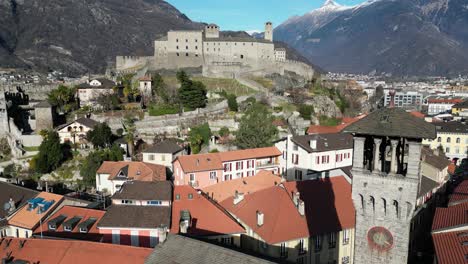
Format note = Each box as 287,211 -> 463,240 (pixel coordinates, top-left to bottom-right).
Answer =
274,0 -> 468,77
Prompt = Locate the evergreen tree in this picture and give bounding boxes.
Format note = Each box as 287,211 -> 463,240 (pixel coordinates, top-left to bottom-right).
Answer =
47,85 -> 77,113
227,94 -> 238,112
80,145 -> 125,187
36,131 -> 64,173
177,71 -> 207,109
86,123 -> 113,148
235,103 -> 278,149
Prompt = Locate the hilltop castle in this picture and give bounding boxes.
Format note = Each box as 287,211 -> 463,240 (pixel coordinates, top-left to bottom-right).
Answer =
116,22 -> 314,79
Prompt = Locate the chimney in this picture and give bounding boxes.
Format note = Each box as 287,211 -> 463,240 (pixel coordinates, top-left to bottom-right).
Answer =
256,211 -> 264,227
293,192 -> 300,206
298,200 -> 305,216
310,139 -> 317,150
233,191 -> 244,205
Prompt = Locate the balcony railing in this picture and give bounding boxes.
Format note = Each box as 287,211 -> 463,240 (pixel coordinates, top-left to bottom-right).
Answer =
256,161 -> 279,168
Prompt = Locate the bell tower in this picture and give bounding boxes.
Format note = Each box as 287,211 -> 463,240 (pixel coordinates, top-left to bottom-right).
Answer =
343,108 -> 436,264
264,22 -> 273,42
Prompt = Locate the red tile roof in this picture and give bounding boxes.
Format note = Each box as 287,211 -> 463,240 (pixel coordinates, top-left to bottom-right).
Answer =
175,147 -> 281,173
33,206 -> 105,242
307,115 -> 366,135
171,186 -> 245,236
432,202 -> 468,232
139,76 -> 152,82
202,170 -> 282,202
0,238 -> 152,264
432,231 -> 468,264
97,161 -> 166,181
8,192 -> 64,229
221,185 -> 309,244
409,111 -> 425,119
448,180 -> 468,206
283,177 -> 356,235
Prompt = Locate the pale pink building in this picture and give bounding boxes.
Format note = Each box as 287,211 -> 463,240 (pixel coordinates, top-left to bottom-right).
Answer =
172,147 -> 281,188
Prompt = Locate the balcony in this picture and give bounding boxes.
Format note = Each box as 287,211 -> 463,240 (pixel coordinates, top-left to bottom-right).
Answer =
256,160 -> 279,168
189,181 -> 199,188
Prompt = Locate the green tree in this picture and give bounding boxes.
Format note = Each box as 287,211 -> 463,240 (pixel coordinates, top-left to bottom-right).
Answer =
188,123 -> 212,154
151,73 -> 169,103
0,137 -> 11,158
87,123 -> 113,148
177,71 -> 207,110
80,145 -> 125,187
47,85 -> 77,113
97,93 -> 120,111
298,104 -> 315,120
123,115 -> 136,158
235,103 -> 278,149
36,131 -> 65,173
219,127 -> 230,137
227,94 -> 238,112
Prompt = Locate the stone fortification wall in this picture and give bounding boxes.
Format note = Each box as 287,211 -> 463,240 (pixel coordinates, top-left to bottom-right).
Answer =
116,56 -> 152,73
8,118 -> 42,147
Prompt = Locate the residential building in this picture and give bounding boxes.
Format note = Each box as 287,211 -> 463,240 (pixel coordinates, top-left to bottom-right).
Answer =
423,121 -> 468,160
220,175 -> 355,264
172,147 -> 281,188
384,90 -> 423,108
171,185 -> 244,246
56,117 -> 99,147
76,78 -> 117,107
0,182 -> 38,238
451,99 -> 468,117
6,192 -> 64,239
0,238 -> 152,264
97,181 -> 172,248
139,76 -> 152,99
275,134 -> 353,181
145,234 -> 275,264
431,180 -> 468,264
202,170 -> 282,202
274,48 -> 286,62
343,107 -> 437,264
33,205 -> 105,242
142,140 -> 185,168
421,147 -> 451,184
95,161 -> 167,195
426,96 -> 465,116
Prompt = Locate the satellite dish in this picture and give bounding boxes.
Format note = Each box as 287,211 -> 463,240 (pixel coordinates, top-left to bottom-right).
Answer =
3,202 -> 11,211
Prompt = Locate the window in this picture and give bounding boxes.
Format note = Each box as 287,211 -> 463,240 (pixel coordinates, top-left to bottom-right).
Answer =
314,235 -> 322,252
176,39 -> 179,42
185,46 -> 188,50
161,155 -> 166,161
447,137 -> 451,143
292,154 -> 299,165
298,239 -> 306,255
295,170 -> 303,181
189,174 -> 195,182
280,243 -> 288,258
25,231 -> 29,238
148,200 -> 162,206
224,163 -> 232,172
121,200 -> 133,204
210,171 -> 217,180
148,154 -> 155,161
316,156 -> 320,164
437,137 -> 441,142
176,53 -> 180,56
64,225 -> 72,232
185,39 -> 188,42
236,161 -> 243,170
240,55 -> 244,59
329,233 -> 336,248
342,229 -> 350,245
195,39 -> 198,42
342,256 -> 350,264
188,193 -> 193,199
456,138 -> 461,143
185,53 -> 189,57
446,147 -> 450,153
175,194 -> 180,200
293,144 -> 298,151
195,46 -> 198,50
224,174 -> 232,181
221,237 -> 233,245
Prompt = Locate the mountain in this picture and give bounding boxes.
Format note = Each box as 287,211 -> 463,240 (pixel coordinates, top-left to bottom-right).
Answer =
274,0 -> 468,77
0,0 -> 202,75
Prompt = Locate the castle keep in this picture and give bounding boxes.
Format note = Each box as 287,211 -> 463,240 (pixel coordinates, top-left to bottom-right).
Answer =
116,23 -> 314,79
343,108 -> 436,264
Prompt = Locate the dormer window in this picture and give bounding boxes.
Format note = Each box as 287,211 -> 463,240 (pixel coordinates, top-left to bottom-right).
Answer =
121,200 -> 133,204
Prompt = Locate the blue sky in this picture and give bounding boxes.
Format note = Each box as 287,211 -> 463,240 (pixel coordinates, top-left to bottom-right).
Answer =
166,0 -> 366,32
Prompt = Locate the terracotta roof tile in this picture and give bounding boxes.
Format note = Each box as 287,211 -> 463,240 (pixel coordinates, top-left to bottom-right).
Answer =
0,238 -> 152,264
217,147 -> 281,162
98,205 -> 171,229
97,161 -> 166,181
449,180 -> 468,206
283,177 -> 355,235
8,192 -> 64,229
221,186 -> 309,244
307,115 -> 366,135
171,186 -> 244,236
432,231 -> 468,264
33,206 -> 105,242
432,202 -> 468,232
201,170 -> 282,202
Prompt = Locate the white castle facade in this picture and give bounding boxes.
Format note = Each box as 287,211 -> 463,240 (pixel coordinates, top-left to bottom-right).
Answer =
116,22 -> 315,79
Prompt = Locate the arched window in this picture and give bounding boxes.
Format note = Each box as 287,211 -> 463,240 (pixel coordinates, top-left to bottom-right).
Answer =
369,196 -> 375,212
393,200 -> 399,218
437,137 -> 441,142
381,198 -> 387,215
447,137 -> 451,143
67,127 -> 72,132
359,194 -> 365,210
79,126 -> 83,132
456,138 -> 461,144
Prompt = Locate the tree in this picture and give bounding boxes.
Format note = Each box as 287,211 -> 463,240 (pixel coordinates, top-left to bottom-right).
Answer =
123,115 -> 136,158
235,103 -> 278,149
87,123 -> 113,148
151,73 -> 169,103
97,93 -> 120,111
36,131 -> 65,173
177,71 -> 207,110
47,85 -> 77,113
0,137 -> 11,158
298,104 -> 315,120
227,94 -> 238,112
80,145 -> 124,187
188,123 -> 211,154
219,127 -> 230,137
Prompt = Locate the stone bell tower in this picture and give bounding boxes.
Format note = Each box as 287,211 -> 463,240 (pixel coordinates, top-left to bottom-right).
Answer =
343,108 -> 436,264
264,22 -> 273,42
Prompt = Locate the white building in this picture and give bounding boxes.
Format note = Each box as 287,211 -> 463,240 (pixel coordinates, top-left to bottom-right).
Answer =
76,78 -> 117,107
426,96 -> 465,116
142,140 -> 185,169
56,118 -> 99,147
274,48 -> 286,62
384,90 -> 423,108
275,134 -> 354,181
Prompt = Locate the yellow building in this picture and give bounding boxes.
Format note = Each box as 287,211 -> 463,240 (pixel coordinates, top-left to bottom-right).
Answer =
423,121 -> 468,160
451,100 -> 468,116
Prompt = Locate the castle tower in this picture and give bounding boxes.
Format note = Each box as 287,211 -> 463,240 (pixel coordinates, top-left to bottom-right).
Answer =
205,24 -> 220,39
264,22 -> 273,42
343,108 -> 436,264
34,101 -> 54,132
